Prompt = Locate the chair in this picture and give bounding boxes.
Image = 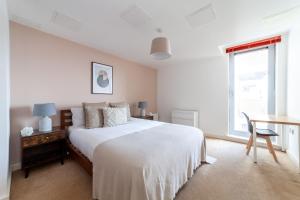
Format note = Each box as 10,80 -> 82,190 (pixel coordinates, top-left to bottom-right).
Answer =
242,112 -> 279,162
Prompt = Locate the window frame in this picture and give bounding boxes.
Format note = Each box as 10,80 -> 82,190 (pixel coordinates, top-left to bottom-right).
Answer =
228,45 -> 276,138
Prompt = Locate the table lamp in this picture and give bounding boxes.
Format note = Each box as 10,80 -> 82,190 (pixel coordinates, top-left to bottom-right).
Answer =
33,103 -> 56,132
138,101 -> 148,117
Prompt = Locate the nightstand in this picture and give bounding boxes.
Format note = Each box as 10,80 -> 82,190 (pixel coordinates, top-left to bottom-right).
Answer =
133,115 -> 154,120
20,126 -> 67,178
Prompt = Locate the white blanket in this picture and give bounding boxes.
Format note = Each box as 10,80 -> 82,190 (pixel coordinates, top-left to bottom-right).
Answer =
92,123 -> 206,200
69,118 -> 163,161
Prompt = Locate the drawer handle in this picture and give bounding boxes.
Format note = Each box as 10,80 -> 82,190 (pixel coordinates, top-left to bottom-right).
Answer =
46,136 -> 50,140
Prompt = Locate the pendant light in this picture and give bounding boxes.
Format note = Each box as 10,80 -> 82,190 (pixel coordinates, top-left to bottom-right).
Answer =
150,28 -> 172,60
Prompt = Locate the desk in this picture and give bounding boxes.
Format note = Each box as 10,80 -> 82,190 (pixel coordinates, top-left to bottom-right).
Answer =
250,115 -> 300,171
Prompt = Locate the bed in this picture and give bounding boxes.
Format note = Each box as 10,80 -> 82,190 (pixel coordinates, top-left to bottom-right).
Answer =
60,109 -> 206,200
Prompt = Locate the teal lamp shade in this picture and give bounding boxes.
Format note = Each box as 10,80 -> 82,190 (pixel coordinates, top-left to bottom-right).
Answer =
33,103 -> 56,117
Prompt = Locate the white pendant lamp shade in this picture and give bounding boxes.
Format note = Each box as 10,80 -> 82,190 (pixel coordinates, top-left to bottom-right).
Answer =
150,37 -> 172,60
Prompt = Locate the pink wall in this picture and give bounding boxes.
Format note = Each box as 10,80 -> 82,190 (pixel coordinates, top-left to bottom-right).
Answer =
10,22 -> 157,165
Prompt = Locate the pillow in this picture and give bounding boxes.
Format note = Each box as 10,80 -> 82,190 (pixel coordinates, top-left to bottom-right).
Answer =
71,107 -> 84,127
103,107 -> 128,127
82,102 -> 108,129
109,102 -> 131,120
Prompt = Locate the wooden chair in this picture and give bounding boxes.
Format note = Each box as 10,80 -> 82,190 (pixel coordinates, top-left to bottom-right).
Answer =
242,112 -> 279,162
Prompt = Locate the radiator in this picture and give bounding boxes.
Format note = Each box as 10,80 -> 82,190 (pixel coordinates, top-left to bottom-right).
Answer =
171,110 -> 199,128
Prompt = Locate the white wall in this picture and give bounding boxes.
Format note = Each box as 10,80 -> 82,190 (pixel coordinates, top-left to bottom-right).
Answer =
287,27 -> 300,119
157,56 -> 228,136
0,0 -> 11,199
286,26 -> 300,166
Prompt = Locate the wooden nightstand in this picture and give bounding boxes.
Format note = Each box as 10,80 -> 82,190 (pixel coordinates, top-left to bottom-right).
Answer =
133,115 -> 154,120
20,126 -> 67,178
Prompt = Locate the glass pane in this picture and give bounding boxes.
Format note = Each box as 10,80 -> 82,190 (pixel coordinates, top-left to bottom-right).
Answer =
234,48 -> 269,133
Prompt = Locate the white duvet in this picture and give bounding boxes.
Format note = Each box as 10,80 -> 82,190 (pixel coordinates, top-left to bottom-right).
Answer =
69,118 -> 163,161
69,118 -> 206,200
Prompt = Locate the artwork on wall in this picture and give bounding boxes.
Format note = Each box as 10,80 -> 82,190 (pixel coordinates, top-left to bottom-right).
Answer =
91,62 -> 113,94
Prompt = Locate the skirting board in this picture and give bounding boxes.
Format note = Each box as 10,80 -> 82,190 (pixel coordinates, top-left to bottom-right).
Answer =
6,168 -> 11,200
0,195 -> 9,200
205,133 -> 283,151
11,162 -> 21,172
0,169 -> 11,200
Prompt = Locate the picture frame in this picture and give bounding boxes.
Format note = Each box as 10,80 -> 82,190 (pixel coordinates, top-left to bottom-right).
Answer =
91,62 -> 113,94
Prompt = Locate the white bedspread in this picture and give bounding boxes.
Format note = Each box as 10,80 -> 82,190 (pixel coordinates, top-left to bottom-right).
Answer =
69,118 -> 164,161
69,119 -> 206,200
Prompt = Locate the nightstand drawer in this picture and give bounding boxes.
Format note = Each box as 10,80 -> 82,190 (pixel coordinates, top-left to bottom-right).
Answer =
22,132 -> 65,148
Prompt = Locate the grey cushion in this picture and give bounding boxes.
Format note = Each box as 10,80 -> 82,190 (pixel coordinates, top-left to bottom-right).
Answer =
82,102 -> 108,129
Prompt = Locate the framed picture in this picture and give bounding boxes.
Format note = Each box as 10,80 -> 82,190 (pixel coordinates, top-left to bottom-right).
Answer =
91,62 -> 113,94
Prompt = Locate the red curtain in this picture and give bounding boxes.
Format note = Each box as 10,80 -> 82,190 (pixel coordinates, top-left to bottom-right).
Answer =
226,36 -> 281,53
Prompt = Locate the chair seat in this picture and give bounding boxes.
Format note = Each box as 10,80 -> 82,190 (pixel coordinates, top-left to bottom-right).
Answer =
256,128 -> 279,137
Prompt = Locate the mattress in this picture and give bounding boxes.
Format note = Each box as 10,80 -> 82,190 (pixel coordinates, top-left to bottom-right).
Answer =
68,118 -> 164,161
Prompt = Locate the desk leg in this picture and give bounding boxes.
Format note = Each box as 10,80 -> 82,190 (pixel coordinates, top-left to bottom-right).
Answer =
253,122 -> 257,163
281,124 -> 286,151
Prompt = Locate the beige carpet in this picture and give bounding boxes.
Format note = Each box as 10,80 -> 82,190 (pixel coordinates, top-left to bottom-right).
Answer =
11,139 -> 300,200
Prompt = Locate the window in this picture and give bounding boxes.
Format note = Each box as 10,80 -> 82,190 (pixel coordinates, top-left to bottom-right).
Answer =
229,45 -> 276,139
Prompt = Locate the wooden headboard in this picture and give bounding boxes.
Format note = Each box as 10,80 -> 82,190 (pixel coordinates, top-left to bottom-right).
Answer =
60,109 -> 73,130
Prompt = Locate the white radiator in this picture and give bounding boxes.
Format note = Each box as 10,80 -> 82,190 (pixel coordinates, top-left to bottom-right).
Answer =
171,110 -> 199,128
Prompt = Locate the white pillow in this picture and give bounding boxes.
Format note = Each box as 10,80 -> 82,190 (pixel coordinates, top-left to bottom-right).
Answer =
103,107 -> 128,127
71,107 -> 85,127
109,102 -> 131,120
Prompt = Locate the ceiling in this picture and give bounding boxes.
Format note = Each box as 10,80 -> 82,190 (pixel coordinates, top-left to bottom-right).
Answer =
8,0 -> 300,68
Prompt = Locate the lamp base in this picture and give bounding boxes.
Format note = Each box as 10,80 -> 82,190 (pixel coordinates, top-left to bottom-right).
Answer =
140,109 -> 146,117
39,116 -> 52,132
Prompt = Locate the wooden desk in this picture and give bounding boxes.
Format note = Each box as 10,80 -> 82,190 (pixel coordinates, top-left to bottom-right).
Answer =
249,115 -> 300,171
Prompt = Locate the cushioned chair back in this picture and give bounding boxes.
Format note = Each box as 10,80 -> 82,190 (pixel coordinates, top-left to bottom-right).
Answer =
242,112 -> 253,134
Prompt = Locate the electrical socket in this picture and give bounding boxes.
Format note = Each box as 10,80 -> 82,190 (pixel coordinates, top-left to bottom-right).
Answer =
289,127 -> 295,134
